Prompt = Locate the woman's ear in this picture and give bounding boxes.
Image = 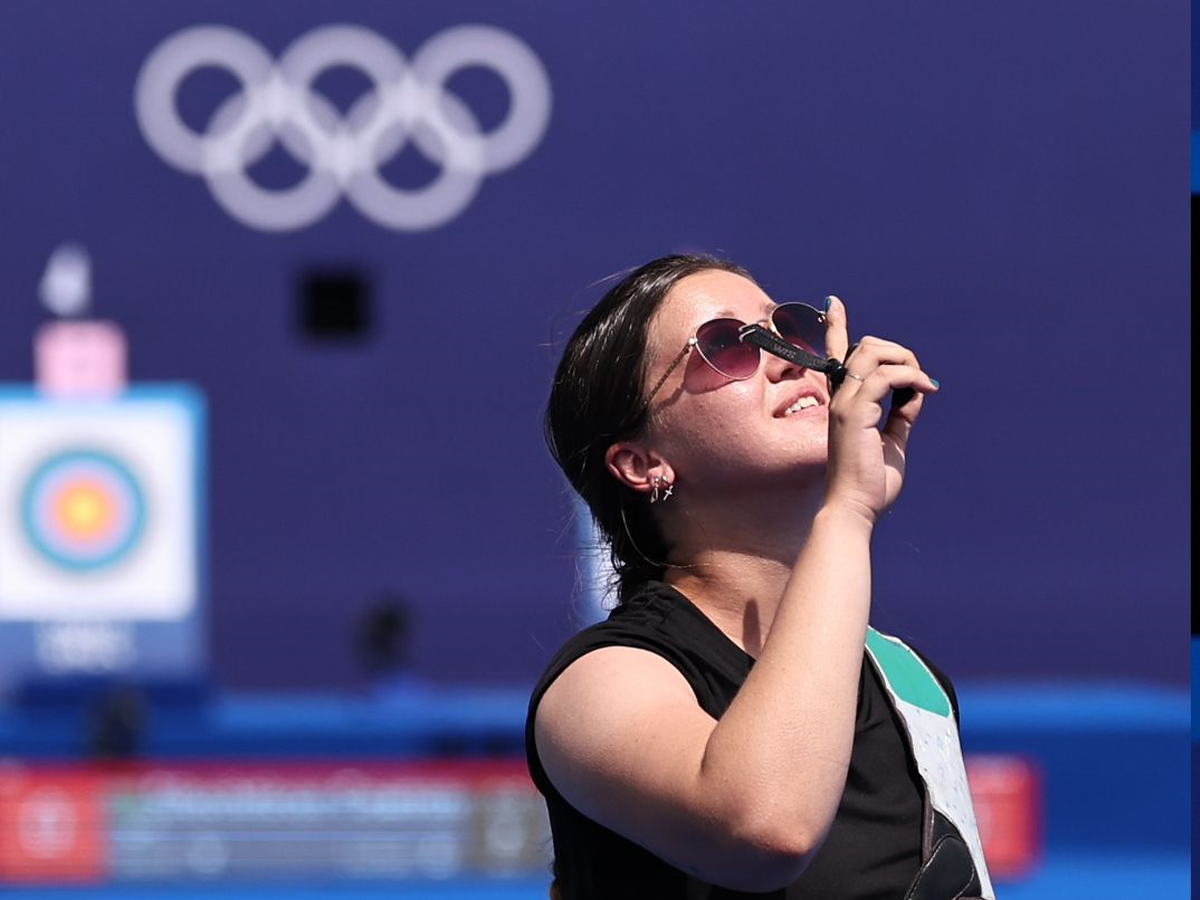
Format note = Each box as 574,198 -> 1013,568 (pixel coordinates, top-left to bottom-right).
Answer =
605,442 -> 674,500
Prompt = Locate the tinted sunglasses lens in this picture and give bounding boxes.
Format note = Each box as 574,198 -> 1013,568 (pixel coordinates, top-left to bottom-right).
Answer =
695,318 -> 759,378
771,303 -> 826,358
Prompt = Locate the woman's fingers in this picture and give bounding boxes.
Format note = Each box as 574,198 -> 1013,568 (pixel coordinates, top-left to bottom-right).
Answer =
823,332 -> 939,519
837,336 -> 939,407
842,363 -> 937,407
823,295 -> 850,363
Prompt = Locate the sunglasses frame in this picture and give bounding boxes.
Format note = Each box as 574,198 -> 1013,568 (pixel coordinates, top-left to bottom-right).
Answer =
641,302 -> 843,414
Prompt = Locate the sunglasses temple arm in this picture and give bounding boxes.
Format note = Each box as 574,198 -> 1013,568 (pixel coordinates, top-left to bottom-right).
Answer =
739,324 -> 844,376
739,326 -> 916,408
741,327 -> 914,407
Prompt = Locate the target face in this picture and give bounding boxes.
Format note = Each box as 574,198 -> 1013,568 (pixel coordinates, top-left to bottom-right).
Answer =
21,450 -> 146,572
0,388 -> 201,622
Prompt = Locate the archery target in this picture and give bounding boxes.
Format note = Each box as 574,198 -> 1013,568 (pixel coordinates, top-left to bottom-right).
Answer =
0,390 -> 200,622
22,450 -> 146,572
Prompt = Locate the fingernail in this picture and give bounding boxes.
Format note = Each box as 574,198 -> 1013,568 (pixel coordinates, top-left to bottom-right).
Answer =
823,295 -> 835,312
930,378 -> 941,389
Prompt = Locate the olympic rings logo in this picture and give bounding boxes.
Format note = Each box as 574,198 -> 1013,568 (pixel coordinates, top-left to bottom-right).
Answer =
134,24 -> 552,232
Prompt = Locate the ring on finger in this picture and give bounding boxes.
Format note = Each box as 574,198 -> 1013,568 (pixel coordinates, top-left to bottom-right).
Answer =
843,371 -> 865,383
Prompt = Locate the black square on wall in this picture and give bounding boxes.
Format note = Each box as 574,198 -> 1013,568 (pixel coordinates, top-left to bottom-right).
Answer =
299,269 -> 372,340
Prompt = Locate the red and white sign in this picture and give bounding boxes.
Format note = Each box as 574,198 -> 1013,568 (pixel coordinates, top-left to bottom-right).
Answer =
967,754 -> 1042,879
0,768 -> 107,882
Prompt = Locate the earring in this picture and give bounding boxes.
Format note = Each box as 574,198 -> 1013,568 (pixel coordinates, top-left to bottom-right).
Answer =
650,475 -> 675,504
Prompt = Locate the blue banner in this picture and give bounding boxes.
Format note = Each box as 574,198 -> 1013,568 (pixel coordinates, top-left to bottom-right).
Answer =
0,1 -> 1188,691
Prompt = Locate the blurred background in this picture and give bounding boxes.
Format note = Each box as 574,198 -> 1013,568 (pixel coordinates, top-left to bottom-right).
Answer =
0,1 -> 1189,898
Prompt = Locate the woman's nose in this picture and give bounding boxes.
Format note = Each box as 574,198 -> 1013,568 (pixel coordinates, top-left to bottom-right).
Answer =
762,346 -> 809,382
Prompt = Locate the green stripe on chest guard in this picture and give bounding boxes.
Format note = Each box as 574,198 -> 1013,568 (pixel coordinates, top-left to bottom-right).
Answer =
866,628 -> 952,717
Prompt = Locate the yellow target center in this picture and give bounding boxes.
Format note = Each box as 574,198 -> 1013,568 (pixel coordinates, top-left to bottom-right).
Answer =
55,481 -> 114,539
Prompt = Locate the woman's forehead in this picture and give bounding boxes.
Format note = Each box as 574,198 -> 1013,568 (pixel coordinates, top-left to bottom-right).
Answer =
662,270 -> 773,321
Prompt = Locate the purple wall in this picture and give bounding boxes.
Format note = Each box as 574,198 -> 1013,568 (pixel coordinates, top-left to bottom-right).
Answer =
0,1 -> 1188,690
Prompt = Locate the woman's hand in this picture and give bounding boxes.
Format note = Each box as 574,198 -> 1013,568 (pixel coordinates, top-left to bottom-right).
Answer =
821,296 -> 939,526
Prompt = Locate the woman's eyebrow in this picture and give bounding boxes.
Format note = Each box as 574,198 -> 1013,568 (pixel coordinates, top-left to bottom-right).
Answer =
704,301 -> 773,321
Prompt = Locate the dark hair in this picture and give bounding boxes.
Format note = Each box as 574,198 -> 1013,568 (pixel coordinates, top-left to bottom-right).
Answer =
545,253 -> 752,604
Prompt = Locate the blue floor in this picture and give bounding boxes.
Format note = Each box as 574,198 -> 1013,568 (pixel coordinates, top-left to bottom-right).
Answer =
994,852 -> 1190,899
0,853 -> 1190,899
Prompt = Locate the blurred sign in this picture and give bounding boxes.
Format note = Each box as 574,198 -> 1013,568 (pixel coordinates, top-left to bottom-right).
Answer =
0,760 -> 550,883
0,755 -> 1040,885
967,754 -> 1041,880
34,321 -> 126,398
0,769 -> 107,883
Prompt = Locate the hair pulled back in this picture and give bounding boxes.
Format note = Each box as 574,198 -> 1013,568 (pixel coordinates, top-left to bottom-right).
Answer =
545,253 -> 752,604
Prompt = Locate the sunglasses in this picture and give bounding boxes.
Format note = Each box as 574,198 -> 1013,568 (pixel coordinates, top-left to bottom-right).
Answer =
643,301 -> 842,409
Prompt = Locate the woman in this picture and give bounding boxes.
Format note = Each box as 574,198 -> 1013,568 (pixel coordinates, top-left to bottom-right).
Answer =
526,254 -> 994,899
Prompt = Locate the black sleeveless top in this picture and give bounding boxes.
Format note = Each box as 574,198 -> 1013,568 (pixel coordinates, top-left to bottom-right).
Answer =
525,581 -> 962,900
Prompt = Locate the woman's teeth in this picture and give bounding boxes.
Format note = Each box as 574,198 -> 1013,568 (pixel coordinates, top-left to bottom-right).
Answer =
786,396 -> 819,415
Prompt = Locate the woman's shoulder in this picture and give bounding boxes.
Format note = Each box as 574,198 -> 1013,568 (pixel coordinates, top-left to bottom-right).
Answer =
524,583 -> 709,798
541,583 -> 747,689
527,581 -> 753,728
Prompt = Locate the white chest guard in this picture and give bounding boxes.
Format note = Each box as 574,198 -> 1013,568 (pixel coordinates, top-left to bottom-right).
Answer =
865,627 -> 996,900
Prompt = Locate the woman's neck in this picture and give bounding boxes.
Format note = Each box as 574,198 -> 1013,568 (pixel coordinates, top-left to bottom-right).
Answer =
660,488 -> 823,657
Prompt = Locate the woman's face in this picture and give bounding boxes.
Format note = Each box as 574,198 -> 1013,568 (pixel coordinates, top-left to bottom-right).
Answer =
640,269 -> 831,492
